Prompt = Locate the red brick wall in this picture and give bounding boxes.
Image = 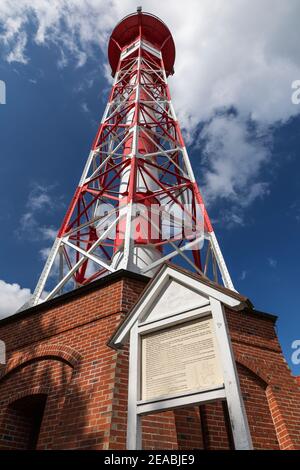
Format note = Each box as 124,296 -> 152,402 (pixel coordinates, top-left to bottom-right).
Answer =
0,273 -> 300,450
0,275 -> 147,450
227,307 -> 300,449
142,412 -> 178,449
198,401 -> 233,450
174,407 -> 204,450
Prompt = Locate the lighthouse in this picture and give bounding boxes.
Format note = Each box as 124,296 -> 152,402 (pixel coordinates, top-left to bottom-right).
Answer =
1,9 -> 300,452
20,8 -> 233,311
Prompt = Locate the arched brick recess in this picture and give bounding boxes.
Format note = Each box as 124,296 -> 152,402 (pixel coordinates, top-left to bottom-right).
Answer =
235,352 -> 300,449
1,391 -> 48,450
0,343 -> 81,382
235,353 -> 271,385
0,353 -> 76,449
236,362 -> 279,449
0,275 -> 149,450
4,386 -> 51,407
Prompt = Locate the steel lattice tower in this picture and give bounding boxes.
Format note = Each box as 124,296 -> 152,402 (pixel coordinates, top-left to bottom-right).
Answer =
22,9 -> 234,310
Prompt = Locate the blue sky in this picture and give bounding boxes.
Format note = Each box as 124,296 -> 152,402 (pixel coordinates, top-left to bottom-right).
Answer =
0,0 -> 299,375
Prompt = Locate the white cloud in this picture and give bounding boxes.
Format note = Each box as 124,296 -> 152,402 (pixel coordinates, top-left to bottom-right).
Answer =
199,115 -> 271,205
240,270 -> 247,281
1,0 -> 300,216
268,257 -> 278,268
39,247 -> 51,261
81,102 -> 89,113
27,183 -> 53,211
6,31 -> 28,64
17,183 -> 59,241
1,1 -> 299,121
39,246 -> 59,279
19,211 -> 37,234
216,210 -> 246,229
0,0 -> 117,66
39,227 -> 57,241
0,280 -> 32,319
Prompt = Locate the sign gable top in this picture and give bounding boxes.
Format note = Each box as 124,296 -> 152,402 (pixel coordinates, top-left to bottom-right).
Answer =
143,278 -> 209,324
109,264 -> 246,349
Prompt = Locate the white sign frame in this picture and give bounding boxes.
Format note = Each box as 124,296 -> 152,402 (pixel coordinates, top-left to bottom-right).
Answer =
109,265 -> 253,450
126,299 -> 252,450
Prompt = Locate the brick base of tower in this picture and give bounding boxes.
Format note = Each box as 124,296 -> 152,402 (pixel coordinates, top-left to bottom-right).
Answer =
0,270 -> 299,450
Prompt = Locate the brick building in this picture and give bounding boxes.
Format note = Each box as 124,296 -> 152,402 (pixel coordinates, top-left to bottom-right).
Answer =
0,264 -> 299,450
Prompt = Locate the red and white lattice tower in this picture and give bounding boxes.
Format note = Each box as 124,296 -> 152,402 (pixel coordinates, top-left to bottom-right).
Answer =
23,9 -> 234,309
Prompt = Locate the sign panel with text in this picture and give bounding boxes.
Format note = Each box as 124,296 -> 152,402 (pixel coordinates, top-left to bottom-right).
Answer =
141,317 -> 223,401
